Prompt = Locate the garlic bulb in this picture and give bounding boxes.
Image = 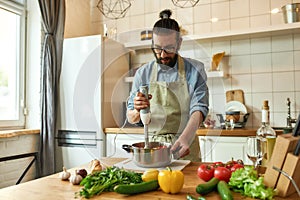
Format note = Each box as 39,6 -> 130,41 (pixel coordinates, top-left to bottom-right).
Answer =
59,167 -> 71,181
90,159 -> 102,173
69,170 -> 83,185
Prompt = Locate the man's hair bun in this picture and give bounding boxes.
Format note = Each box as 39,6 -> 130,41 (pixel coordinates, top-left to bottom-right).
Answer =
153,9 -> 180,38
159,9 -> 172,19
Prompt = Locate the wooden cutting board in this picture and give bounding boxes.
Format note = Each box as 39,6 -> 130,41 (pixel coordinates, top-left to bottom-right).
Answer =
226,89 -> 244,104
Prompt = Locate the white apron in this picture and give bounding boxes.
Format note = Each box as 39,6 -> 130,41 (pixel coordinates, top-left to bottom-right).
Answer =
148,56 -> 201,162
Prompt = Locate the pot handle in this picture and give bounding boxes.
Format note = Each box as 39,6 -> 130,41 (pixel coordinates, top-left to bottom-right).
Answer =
216,114 -> 225,123
243,113 -> 250,122
122,144 -> 133,153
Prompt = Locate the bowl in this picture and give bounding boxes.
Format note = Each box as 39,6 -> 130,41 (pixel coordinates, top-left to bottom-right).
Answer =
140,30 -> 153,40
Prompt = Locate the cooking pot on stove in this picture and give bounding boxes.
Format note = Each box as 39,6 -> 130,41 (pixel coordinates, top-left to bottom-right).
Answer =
216,113 -> 250,128
225,111 -> 241,123
122,141 -> 172,168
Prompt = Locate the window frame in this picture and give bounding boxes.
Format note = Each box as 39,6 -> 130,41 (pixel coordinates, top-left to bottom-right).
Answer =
0,0 -> 26,129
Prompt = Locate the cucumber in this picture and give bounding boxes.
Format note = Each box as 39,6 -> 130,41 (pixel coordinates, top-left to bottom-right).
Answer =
114,180 -> 159,195
196,177 -> 219,195
217,180 -> 233,200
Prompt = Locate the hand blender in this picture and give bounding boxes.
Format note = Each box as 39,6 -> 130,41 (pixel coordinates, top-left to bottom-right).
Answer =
139,85 -> 151,149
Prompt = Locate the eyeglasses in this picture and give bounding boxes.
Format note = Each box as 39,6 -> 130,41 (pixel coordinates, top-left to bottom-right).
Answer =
151,46 -> 177,54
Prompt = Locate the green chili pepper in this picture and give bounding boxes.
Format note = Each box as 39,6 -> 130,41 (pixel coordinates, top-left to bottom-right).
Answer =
186,194 -> 206,200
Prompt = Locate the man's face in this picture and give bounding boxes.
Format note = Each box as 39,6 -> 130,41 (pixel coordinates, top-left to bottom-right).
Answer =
152,32 -> 181,67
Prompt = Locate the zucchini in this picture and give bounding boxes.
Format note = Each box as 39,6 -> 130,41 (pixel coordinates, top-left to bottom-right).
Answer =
114,180 -> 159,195
196,177 -> 219,195
217,180 -> 233,200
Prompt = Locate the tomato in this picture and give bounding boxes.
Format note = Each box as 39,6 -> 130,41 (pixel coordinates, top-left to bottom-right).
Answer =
197,164 -> 215,182
225,163 -> 233,170
230,163 -> 244,172
212,161 -> 224,168
225,158 -> 238,169
214,167 -> 231,183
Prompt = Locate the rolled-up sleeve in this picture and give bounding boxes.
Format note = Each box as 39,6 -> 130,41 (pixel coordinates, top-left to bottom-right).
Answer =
127,62 -> 152,111
185,59 -> 209,119
127,77 -> 140,111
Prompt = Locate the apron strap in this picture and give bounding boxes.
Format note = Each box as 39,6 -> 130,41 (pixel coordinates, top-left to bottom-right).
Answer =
150,55 -> 186,82
177,56 -> 186,81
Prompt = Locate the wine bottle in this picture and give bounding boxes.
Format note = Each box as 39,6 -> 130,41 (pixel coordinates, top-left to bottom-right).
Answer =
256,100 -> 276,166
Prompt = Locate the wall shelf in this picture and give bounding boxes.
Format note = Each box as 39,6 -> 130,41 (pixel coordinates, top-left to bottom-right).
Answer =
123,22 -> 300,50
124,76 -> 134,83
124,70 -> 224,83
207,70 -> 225,78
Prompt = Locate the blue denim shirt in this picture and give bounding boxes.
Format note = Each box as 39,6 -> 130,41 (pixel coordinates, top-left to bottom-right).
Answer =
127,57 -> 209,119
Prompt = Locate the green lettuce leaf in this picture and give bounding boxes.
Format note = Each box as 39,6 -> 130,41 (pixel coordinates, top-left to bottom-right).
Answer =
228,166 -> 275,200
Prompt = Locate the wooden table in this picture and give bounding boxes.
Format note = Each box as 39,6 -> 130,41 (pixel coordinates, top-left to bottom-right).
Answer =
0,157 -> 298,200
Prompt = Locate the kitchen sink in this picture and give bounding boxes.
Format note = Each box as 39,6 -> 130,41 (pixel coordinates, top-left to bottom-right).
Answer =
272,127 -> 285,130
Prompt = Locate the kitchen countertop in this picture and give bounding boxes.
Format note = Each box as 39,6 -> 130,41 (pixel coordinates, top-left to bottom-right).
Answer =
0,129 -> 40,138
0,157 -> 297,200
0,128 -> 283,138
104,127 -> 283,137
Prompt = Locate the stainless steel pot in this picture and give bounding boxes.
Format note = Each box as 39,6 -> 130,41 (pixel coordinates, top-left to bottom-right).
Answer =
282,3 -> 300,23
122,141 -> 172,168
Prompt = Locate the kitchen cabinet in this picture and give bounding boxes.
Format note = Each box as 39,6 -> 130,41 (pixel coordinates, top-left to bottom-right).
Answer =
106,133 -> 144,158
101,39 -> 131,129
199,136 -> 252,165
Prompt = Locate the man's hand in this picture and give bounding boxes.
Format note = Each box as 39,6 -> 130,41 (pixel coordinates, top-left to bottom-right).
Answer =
134,92 -> 152,111
171,138 -> 190,159
170,111 -> 203,159
127,92 -> 152,124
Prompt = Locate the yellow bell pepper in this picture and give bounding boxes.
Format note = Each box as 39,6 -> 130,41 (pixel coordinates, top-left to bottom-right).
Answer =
142,169 -> 159,182
158,167 -> 184,194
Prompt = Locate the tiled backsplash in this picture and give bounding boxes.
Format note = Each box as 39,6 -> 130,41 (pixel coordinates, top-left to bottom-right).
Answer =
129,33 -> 300,128
91,0 -> 300,128
204,33 -> 299,128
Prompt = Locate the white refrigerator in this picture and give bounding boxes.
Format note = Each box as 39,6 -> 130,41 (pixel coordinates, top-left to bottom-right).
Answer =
55,35 -> 105,171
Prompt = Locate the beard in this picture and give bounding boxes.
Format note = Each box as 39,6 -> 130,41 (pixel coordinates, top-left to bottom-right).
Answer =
155,54 -> 178,68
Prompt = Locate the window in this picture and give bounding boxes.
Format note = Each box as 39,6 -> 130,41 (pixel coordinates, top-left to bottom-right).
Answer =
0,0 -> 26,129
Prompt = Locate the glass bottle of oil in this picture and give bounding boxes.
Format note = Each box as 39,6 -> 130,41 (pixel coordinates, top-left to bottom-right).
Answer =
256,100 -> 276,166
